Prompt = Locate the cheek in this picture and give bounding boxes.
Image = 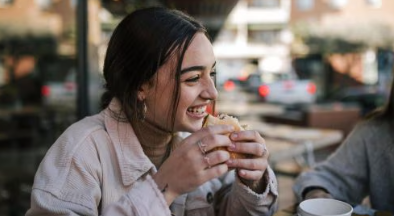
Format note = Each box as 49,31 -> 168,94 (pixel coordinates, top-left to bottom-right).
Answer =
146,84 -> 173,115
177,88 -> 198,111
157,88 -> 174,114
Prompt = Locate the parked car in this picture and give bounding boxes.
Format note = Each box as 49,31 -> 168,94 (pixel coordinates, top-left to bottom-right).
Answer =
256,75 -> 317,105
222,72 -> 290,93
239,73 -> 263,93
41,69 -> 76,111
41,68 -> 104,114
221,71 -> 317,106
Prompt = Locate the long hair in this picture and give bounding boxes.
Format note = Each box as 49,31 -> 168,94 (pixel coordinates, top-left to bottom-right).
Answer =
366,67 -> 394,125
101,7 -> 208,131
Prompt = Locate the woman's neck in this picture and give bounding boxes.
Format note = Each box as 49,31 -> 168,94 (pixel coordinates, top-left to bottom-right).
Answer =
131,119 -> 172,168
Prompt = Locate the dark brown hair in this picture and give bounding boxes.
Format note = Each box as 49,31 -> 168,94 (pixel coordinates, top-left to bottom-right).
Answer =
366,67 -> 394,124
101,7 -> 209,131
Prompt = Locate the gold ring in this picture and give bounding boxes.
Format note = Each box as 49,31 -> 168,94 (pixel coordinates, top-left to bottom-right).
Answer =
263,145 -> 268,155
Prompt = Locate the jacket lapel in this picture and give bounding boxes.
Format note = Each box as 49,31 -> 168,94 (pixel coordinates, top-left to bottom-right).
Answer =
104,99 -> 154,186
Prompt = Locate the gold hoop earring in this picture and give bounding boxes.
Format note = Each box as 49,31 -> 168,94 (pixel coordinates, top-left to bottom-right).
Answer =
140,101 -> 147,121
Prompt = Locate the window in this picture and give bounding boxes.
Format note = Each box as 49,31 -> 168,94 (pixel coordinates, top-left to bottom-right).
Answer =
366,0 -> 381,8
70,0 -> 77,7
296,0 -> 314,11
216,29 -> 237,43
329,0 -> 348,9
248,29 -> 281,44
247,0 -> 280,8
0,0 -> 13,7
0,60 -> 5,85
35,0 -> 52,10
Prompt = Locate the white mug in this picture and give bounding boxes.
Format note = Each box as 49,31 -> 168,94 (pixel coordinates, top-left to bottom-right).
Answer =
298,198 -> 353,216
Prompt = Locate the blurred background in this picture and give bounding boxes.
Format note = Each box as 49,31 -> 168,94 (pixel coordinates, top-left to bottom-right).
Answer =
0,0 -> 393,215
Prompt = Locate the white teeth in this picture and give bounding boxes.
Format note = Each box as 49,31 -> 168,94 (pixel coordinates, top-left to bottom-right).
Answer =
188,106 -> 206,115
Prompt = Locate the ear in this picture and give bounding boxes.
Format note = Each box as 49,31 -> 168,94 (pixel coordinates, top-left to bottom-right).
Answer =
137,82 -> 151,101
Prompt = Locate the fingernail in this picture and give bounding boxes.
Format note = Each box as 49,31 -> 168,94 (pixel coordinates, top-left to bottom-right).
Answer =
228,143 -> 236,150
227,160 -> 233,165
231,133 -> 238,139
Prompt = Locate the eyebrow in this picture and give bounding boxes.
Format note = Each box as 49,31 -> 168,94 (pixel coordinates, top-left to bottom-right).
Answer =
180,61 -> 216,74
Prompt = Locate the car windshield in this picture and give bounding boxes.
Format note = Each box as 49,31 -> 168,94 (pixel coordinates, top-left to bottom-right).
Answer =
261,72 -> 293,83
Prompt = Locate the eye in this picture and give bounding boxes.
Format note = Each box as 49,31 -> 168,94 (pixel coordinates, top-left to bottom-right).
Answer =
210,70 -> 217,79
185,74 -> 201,83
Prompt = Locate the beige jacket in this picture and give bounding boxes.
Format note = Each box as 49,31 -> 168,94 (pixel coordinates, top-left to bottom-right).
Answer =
26,101 -> 278,216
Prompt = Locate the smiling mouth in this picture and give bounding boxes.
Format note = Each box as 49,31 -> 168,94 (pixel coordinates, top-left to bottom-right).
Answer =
187,106 -> 207,115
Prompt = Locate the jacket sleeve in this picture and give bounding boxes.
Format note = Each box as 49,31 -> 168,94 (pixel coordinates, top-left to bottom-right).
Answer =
217,166 -> 278,216
293,122 -> 370,203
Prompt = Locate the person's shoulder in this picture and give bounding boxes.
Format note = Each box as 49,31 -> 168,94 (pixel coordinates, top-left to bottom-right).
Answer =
350,118 -> 391,142
32,112 -> 107,194
354,118 -> 389,132
52,112 -> 107,154
67,112 -> 105,135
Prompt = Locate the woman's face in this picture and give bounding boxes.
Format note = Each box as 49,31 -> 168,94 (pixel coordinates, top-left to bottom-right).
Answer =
143,32 -> 217,132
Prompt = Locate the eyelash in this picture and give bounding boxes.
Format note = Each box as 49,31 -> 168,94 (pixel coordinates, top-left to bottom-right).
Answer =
185,75 -> 201,83
185,70 -> 216,83
210,70 -> 217,79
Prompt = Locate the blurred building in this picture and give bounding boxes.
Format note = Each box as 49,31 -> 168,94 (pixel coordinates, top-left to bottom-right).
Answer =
290,0 -> 394,60
0,0 -> 63,83
213,0 -> 293,84
0,0 -> 62,36
0,0 -> 103,56
289,0 -> 394,112
0,0 -> 104,112
291,0 -> 394,29
0,0 -> 72,85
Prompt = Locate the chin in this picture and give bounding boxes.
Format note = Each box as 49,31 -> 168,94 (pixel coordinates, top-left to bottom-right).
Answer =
188,126 -> 201,133
176,121 -> 203,133
176,125 -> 199,133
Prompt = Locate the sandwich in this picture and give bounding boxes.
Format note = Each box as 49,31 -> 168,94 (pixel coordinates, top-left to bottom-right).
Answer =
202,114 -> 248,159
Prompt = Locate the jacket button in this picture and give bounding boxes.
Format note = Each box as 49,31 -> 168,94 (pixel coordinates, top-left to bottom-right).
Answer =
206,192 -> 213,204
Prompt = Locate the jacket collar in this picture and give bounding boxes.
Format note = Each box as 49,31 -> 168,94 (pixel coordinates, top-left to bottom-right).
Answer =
104,99 -> 155,186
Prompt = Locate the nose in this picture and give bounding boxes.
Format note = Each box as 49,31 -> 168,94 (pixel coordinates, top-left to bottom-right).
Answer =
201,78 -> 218,101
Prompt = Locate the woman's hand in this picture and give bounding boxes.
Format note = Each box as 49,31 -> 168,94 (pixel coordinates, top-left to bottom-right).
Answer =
226,130 -> 269,192
153,124 -> 235,205
304,188 -> 333,200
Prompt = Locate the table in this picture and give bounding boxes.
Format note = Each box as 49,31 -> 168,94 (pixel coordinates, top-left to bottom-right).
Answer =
264,103 -> 360,136
216,101 -> 285,118
240,120 -> 344,175
273,204 -> 297,216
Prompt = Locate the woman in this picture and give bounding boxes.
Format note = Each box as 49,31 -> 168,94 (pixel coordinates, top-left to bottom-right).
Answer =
27,7 -> 278,216
293,74 -> 394,212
